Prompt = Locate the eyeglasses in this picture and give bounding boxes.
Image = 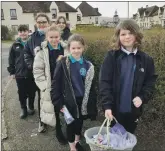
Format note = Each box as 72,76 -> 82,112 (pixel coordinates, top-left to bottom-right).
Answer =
37,21 -> 48,24
58,22 -> 65,24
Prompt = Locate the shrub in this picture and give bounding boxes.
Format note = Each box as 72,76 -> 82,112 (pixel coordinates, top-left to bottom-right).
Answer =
1,25 -> 17,40
1,25 -> 9,40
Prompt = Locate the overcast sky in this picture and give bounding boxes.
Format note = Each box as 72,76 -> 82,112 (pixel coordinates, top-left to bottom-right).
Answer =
66,1 -> 165,18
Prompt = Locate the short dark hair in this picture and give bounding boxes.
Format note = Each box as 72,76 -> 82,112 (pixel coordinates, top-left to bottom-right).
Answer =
35,13 -> 50,24
17,25 -> 29,32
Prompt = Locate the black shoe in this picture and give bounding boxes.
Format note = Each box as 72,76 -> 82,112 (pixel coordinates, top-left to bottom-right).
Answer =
20,108 -> 28,119
28,108 -> 35,115
75,142 -> 84,151
56,126 -> 67,145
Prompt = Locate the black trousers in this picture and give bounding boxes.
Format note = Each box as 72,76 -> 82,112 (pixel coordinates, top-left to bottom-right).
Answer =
66,97 -> 84,143
67,117 -> 83,143
16,77 -> 36,109
54,110 -> 62,127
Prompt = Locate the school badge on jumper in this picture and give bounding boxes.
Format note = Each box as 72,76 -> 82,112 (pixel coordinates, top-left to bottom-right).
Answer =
140,68 -> 144,72
80,68 -> 86,76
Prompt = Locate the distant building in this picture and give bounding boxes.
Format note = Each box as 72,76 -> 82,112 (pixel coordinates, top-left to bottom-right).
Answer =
1,1 -> 77,31
76,2 -> 101,25
133,4 -> 165,28
99,10 -> 128,27
113,10 -> 120,25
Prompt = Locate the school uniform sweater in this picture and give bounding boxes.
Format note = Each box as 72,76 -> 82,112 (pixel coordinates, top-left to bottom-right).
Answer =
48,43 -> 64,80
69,55 -> 89,97
119,47 -> 137,113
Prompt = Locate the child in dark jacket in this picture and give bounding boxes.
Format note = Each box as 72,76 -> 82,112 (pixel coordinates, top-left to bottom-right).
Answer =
51,34 -> 97,151
99,19 -> 157,133
7,25 -> 36,119
56,16 -> 72,55
56,16 -> 72,41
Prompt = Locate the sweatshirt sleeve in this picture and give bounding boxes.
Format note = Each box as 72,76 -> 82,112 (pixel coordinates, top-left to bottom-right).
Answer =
137,56 -> 158,104
99,51 -> 115,110
7,44 -> 15,75
51,60 -> 64,112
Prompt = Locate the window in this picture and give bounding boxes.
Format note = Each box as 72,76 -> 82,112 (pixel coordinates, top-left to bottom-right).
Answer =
51,9 -> 57,19
10,9 -> 17,20
1,9 -> 4,20
11,25 -> 18,32
77,14 -> 81,21
66,13 -> 69,21
33,13 -> 37,18
95,17 -> 98,24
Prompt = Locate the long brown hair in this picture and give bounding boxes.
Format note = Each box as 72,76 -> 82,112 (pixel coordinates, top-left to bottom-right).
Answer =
111,19 -> 143,49
57,16 -> 67,26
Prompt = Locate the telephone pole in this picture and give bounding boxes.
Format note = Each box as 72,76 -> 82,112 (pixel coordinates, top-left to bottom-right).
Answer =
128,1 -> 129,18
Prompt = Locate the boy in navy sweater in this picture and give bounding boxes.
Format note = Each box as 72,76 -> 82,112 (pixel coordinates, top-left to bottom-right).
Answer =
99,19 -> 157,133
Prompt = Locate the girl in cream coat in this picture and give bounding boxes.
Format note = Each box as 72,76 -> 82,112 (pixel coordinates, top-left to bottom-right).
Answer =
33,26 -> 67,144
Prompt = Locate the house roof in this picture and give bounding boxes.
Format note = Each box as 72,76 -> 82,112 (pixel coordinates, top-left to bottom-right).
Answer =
152,7 -> 164,16
77,2 -> 101,17
138,5 -> 161,17
17,1 -> 77,13
133,13 -> 137,19
55,2 -> 77,12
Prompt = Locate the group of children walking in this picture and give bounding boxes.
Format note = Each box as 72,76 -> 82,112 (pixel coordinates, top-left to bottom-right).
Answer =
7,13 -> 157,151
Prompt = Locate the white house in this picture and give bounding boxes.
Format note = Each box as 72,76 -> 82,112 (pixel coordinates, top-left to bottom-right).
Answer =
162,5 -> 165,27
1,1 -> 78,32
133,5 -> 165,28
76,2 -> 101,25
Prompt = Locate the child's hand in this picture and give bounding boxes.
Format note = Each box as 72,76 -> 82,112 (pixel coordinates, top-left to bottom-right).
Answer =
105,109 -> 113,120
10,75 -> 15,79
57,55 -> 64,61
60,108 -> 64,113
133,97 -> 142,108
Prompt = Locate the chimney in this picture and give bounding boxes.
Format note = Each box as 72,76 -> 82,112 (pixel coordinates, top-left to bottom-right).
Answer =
146,5 -> 148,8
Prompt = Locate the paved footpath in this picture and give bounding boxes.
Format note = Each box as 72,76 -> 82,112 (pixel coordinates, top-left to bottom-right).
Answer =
1,79 -> 102,151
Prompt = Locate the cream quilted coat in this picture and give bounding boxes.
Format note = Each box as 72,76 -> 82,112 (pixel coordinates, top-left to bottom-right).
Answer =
33,41 -> 56,127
